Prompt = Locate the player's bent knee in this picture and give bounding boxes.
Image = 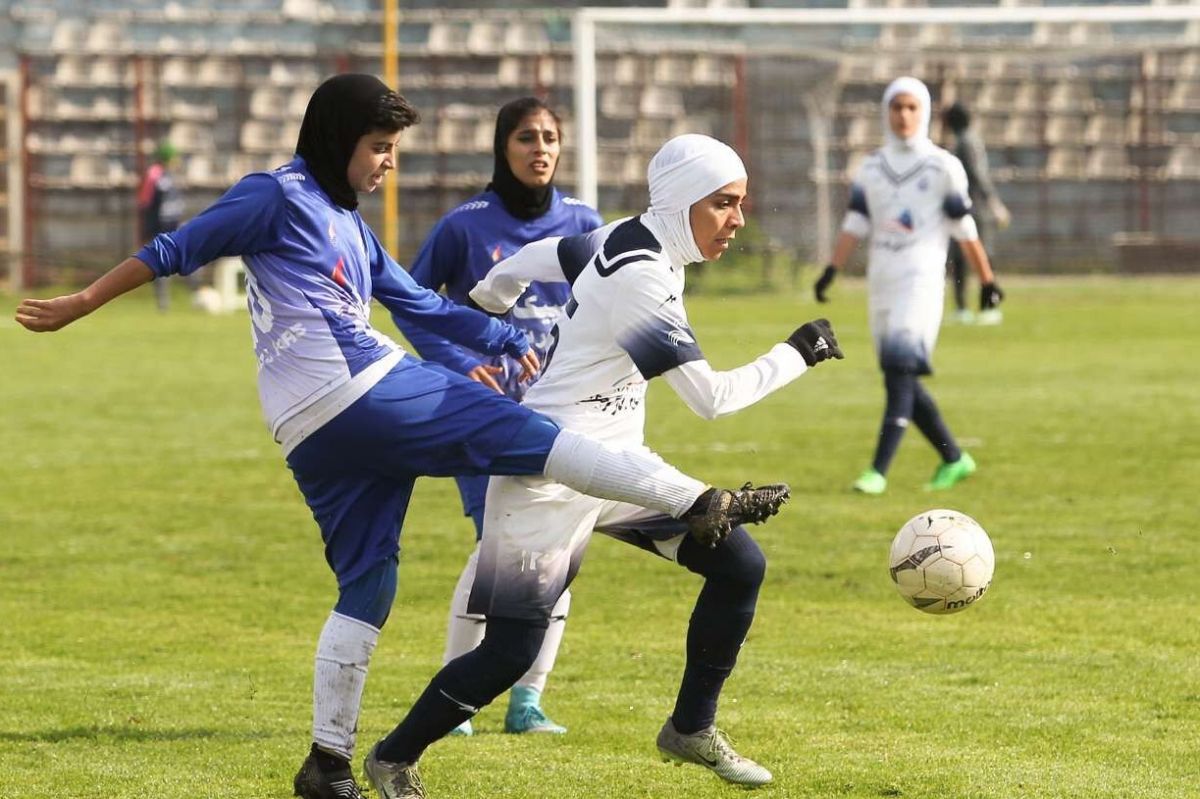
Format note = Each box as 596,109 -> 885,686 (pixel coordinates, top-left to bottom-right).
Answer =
333,555 -> 398,628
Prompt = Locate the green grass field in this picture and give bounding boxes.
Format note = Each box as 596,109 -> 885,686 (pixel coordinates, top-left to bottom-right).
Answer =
2,275 -> 1198,798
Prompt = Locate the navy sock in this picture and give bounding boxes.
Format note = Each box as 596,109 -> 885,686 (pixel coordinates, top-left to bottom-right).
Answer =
872,371 -> 917,475
672,528 -> 766,734
912,381 -> 962,463
376,617 -> 546,764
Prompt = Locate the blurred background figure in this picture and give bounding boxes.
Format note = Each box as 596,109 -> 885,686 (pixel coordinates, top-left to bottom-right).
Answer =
137,140 -> 189,310
943,102 -> 1009,325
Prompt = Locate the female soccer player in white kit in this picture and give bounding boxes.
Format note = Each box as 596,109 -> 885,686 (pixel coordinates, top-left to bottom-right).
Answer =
360,134 -> 843,798
813,76 -> 1003,495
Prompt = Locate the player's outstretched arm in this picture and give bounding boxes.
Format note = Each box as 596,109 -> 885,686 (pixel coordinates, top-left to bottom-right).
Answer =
469,237 -> 565,313
15,257 -> 155,332
660,319 -> 843,421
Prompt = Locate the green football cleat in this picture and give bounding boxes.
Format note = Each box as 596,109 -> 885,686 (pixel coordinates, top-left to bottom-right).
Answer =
853,468 -> 887,495
926,452 -> 977,491
656,718 -> 772,787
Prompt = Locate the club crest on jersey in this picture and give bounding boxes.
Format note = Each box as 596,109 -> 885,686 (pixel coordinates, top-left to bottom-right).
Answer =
491,243 -> 504,263
327,219 -> 338,247
884,209 -> 915,234
918,176 -> 930,191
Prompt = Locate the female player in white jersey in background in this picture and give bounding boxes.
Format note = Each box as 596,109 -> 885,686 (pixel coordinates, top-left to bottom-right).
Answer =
812,76 -> 1003,495
392,97 -> 603,737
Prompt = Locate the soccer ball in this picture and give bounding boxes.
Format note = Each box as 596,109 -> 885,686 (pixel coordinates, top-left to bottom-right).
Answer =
888,509 -> 994,615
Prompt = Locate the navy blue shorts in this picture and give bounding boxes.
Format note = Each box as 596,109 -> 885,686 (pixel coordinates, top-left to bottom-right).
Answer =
286,357 -> 559,587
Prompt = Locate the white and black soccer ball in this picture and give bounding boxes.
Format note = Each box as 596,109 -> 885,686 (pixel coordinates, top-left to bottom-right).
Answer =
889,509 -> 994,615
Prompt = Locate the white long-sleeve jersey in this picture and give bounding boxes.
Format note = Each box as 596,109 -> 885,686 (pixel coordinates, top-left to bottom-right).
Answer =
470,216 -> 808,447
842,144 -> 979,306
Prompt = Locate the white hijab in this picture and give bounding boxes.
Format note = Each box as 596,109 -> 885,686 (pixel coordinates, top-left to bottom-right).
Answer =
882,76 -> 935,171
641,134 -> 747,267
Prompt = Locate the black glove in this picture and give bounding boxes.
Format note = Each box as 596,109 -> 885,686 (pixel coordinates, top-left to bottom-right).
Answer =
980,282 -> 1004,310
786,318 -> 844,367
813,264 -> 837,303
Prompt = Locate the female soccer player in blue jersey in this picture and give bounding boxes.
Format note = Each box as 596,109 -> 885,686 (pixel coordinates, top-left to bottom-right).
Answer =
393,97 -> 602,738
15,74 -> 787,799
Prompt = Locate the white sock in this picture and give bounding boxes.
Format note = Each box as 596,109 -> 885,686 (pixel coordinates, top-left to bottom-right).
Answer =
543,430 -> 706,518
516,588 -> 571,695
312,611 -> 379,761
443,545 -> 487,665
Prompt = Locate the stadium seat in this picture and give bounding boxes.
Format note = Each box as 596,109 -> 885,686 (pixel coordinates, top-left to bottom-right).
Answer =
654,55 -> 693,87
250,87 -> 287,119
691,55 -> 733,87
1162,145 -> 1200,179
428,22 -> 469,55
1167,80 -> 1200,110
504,21 -> 549,55
466,20 -> 505,55
1045,114 -> 1086,147
53,56 -> 87,84
84,21 -> 123,52
611,55 -> 644,86
1045,147 -> 1086,179
240,120 -> 278,152
197,57 -> 239,85
1085,115 -> 1131,147
1013,81 -> 1042,113
1003,115 -> 1042,148
69,154 -> 106,184
1086,147 -> 1132,179
169,121 -> 214,151
639,86 -> 685,119
496,56 -> 527,87
50,19 -> 88,52
600,86 -> 641,120
846,115 -> 881,148
1048,80 -> 1095,113
160,58 -> 193,87
633,118 -> 673,150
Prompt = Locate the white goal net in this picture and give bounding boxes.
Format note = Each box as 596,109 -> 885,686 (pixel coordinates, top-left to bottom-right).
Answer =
571,5 -> 1200,274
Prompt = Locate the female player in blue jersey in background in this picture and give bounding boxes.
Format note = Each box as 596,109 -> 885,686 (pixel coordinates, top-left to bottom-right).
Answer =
393,97 -> 602,737
15,74 -> 788,799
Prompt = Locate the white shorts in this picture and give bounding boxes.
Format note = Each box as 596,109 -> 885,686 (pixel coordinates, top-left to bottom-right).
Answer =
868,277 -> 944,374
467,452 -> 689,621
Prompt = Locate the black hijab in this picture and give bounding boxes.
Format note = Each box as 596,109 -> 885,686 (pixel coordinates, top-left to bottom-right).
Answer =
295,73 -> 392,211
487,97 -> 559,221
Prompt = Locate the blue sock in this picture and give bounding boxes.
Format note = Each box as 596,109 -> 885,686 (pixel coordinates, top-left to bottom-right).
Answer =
377,617 -> 546,764
671,527 -> 765,735
912,381 -> 962,463
872,371 -> 917,476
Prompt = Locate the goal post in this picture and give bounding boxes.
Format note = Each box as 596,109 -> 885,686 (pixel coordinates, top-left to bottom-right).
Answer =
571,5 -> 1200,271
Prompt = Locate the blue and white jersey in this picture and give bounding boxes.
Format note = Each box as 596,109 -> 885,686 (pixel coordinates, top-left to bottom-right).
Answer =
471,216 -> 808,447
136,157 -> 529,454
394,188 -> 601,400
